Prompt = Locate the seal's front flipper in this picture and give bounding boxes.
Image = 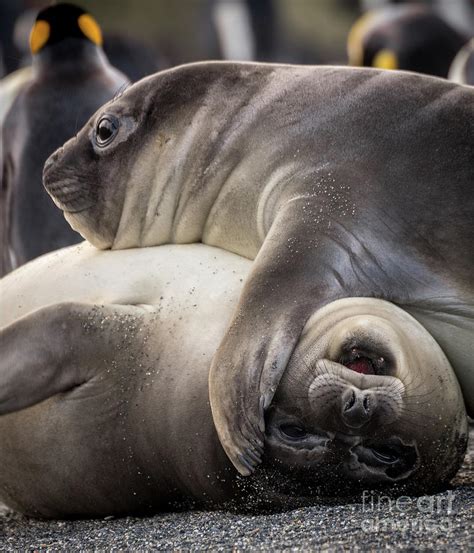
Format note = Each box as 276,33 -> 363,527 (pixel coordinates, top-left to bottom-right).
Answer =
208,201 -> 345,476
209,310 -> 305,475
0,302 -> 137,415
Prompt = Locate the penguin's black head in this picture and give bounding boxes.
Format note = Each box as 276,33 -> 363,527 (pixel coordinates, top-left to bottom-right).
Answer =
347,5 -> 467,78
29,3 -> 103,55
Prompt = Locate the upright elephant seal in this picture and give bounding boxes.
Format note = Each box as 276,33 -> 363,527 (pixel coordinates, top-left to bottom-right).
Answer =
0,243 -> 467,517
0,3 -> 128,276
43,61 -> 474,476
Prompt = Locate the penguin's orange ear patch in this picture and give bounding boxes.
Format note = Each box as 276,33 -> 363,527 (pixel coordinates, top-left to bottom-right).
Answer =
30,20 -> 50,54
372,49 -> 398,70
347,11 -> 376,66
78,13 -> 103,46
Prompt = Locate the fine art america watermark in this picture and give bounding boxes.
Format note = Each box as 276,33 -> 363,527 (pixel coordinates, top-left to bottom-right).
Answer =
360,490 -> 456,534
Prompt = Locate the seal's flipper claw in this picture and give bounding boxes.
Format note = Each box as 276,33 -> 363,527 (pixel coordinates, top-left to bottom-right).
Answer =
262,391 -> 273,411
253,440 -> 265,455
258,395 -> 266,432
237,453 -> 256,476
251,435 -> 264,451
244,446 -> 262,466
211,399 -> 265,476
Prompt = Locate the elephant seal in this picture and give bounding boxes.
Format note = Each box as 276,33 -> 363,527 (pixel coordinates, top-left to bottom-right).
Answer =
0,243 -> 468,517
449,39 -> 474,86
0,3 -> 128,276
43,61 -> 474,475
347,5 -> 468,77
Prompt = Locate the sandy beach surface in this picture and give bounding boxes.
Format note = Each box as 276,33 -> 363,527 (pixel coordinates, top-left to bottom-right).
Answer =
0,427 -> 472,551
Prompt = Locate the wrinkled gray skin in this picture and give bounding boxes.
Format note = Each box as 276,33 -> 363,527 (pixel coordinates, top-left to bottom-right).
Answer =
43,62 -> 474,476
0,38 -> 127,275
0,244 -> 467,518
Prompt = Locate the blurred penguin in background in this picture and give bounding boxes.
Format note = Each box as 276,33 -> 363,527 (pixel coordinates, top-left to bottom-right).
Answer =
0,3 -> 128,276
102,32 -> 164,82
9,7 -> 164,84
212,0 -> 277,61
0,65 -> 33,124
0,0 -> 26,76
449,39 -> 474,85
347,3 -> 469,77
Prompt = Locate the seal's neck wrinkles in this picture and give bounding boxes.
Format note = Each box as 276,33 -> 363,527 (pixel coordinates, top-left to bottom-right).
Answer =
112,65 -> 316,256
110,108 -> 199,250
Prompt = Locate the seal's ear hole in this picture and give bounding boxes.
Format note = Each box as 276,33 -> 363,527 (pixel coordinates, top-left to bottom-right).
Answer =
95,115 -> 120,148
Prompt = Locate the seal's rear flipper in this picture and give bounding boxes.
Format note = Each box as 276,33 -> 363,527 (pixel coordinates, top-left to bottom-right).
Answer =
0,302 -> 140,415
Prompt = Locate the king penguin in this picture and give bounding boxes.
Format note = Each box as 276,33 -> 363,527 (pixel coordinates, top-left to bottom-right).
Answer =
347,4 -> 468,78
0,3 -> 128,275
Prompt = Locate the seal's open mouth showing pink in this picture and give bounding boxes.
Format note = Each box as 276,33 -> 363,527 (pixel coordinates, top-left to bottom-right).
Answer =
340,346 -> 390,376
345,357 -> 374,374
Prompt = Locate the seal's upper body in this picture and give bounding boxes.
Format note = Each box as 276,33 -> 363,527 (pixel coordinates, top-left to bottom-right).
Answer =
43,61 -> 474,475
0,243 -> 467,517
0,3 -> 128,276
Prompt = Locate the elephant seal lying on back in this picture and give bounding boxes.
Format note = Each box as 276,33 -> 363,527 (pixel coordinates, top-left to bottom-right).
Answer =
43,61 -> 474,475
0,243 -> 468,518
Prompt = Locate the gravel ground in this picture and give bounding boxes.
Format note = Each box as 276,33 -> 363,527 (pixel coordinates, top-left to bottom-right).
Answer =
0,428 -> 472,551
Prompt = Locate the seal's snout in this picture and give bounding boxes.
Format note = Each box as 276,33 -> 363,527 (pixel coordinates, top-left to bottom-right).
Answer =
43,149 -> 60,175
307,368 -> 404,434
43,145 -> 95,215
341,388 -> 376,428
43,143 -> 67,180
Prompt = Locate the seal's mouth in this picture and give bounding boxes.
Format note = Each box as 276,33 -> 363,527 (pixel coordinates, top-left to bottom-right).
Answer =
344,357 -> 374,374
340,346 -> 392,376
44,176 -> 94,214
43,150 -> 95,214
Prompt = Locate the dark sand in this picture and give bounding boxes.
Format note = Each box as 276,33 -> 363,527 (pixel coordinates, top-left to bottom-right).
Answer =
1,428 -> 472,551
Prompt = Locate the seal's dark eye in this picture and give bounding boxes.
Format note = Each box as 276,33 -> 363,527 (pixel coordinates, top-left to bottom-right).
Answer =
95,116 -> 119,147
370,445 -> 399,464
280,424 -> 307,440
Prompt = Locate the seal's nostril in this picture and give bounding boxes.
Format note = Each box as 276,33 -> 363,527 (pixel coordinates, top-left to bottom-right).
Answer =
344,389 -> 356,411
341,388 -> 374,428
363,394 -> 370,412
